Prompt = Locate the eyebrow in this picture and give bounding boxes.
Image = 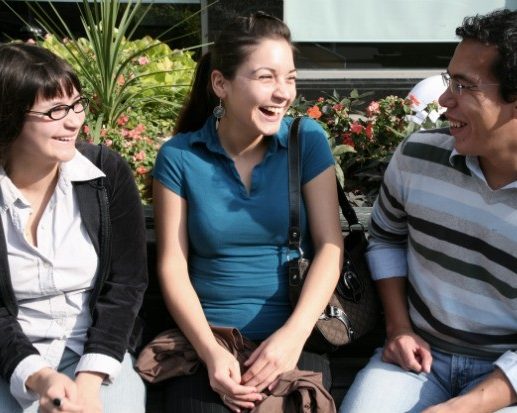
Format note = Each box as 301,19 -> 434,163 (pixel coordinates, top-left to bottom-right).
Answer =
446,70 -> 477,84
251,67 -> 297,75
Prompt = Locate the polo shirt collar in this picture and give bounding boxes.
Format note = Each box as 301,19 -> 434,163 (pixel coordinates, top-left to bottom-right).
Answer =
449,149 -> 517,190
190,115 -> 289,155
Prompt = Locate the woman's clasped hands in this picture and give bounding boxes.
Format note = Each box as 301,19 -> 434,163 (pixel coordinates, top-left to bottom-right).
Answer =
206,326 -> 305,413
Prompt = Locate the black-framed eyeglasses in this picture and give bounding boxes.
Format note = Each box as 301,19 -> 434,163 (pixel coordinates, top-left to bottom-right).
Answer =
26,97 -> 89,120
441,72 -> 499,96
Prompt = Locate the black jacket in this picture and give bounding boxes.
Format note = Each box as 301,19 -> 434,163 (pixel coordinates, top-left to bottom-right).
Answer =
0,142 -> 148,380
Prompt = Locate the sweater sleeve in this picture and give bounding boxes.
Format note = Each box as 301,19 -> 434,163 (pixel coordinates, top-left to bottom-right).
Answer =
366,140 -> 409,280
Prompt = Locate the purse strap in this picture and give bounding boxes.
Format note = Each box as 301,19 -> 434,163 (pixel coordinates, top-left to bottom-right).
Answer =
287,117 -> 361,253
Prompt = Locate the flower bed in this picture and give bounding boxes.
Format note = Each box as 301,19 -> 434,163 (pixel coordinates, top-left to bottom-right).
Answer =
289,91 -> 447,205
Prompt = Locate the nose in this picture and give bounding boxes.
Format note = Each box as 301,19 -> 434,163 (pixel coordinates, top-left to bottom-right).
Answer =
438,86 -> 455,109
273,78 -> 293,101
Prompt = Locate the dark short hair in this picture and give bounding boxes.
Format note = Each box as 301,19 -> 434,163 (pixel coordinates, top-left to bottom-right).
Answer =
174,12 -> 292,134
0,43 -> 82,160
456,9 -> 517,102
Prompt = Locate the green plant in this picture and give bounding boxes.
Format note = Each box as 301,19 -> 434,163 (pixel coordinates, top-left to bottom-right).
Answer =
290,91 -> 448,202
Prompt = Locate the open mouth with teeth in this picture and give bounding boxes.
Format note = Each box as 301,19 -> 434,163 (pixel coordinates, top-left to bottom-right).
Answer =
53,137 -> 74,142
259,106 -> 285,117
449,120 -> 467,129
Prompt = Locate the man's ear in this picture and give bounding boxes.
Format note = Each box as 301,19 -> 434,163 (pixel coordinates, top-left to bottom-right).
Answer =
211,70 -> 227,99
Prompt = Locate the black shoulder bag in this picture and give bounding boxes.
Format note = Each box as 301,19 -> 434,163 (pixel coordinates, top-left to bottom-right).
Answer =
287,117 -> 380,353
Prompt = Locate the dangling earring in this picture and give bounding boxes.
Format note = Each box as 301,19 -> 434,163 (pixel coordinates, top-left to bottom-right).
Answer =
213,98 -> 225,129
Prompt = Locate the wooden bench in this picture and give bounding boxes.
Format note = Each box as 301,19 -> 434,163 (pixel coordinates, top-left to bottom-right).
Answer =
140,206 -> 385,411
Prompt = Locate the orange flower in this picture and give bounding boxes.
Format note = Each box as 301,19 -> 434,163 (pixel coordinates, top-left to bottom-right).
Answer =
307,105 -> 322,119
117,75 -> 126,86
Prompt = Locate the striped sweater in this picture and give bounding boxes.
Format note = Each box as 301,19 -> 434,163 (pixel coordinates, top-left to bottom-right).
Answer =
367,129 -> 517,368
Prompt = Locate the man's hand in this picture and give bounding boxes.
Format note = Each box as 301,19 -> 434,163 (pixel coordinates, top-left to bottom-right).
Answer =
383,329 -> 433,373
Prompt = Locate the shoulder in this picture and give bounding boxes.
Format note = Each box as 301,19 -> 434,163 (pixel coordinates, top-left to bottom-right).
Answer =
396,127 -> 454,165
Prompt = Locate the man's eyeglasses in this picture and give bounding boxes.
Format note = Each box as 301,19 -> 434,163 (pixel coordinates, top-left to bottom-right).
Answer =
26,97 -> 89,120
441,72 -> 499,95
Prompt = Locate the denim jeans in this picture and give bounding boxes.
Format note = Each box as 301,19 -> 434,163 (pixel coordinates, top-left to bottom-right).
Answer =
339,347 -> 517,413
0,349 -> 146,413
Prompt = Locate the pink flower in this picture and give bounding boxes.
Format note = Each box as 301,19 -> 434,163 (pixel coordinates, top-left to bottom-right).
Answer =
138,56 -> 150,65
100,128 -> 108,137
104,139 -> 113,147
25,38 -> 36,44
82,125 -> 90,134
350,122 -> 364,135
117,75 -> 125,86
408,94 -> 421,107
366,101 -> 380,117
133,150 -> 146,161
117,114 -> 129,126
136,166 -> 149,175
332,103 -> 344,111
317,97 -> 325,103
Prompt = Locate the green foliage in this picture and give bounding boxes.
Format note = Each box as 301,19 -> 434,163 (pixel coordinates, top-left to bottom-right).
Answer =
289,91 -> 448,203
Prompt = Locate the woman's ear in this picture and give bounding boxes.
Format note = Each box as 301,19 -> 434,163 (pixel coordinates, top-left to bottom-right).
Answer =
211,70 -> 227,99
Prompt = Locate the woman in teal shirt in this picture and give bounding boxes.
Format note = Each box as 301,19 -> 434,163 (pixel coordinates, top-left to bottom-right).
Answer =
153,12 -> 343,413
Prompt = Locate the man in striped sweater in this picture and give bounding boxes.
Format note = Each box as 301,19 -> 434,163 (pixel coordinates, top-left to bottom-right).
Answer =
340,9 -> 517,413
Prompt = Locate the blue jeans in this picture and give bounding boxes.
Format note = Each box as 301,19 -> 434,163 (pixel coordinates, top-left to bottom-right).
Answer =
0,349 -> 146,413
339,347 -> 517,413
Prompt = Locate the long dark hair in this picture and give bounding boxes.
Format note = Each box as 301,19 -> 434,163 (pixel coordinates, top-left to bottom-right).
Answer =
174,12 -> 292,134
0,43 -> 82,162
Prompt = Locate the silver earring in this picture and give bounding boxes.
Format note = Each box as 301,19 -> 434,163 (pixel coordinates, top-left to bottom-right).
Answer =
213,99 -> 225,129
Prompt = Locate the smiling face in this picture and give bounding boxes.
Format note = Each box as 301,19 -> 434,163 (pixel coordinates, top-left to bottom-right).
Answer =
9,88 -> 84,167
438,39 -> 516,158
214,38 -> 296,141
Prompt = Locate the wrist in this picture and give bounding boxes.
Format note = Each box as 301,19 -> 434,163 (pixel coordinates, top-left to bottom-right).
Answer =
26,367 -> 55,393
75,371 -> 105,390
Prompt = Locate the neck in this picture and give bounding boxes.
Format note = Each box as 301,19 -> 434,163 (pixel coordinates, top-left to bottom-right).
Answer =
479,152 -> 517,189
6,156 -> 60,194
217,119 -> 266,159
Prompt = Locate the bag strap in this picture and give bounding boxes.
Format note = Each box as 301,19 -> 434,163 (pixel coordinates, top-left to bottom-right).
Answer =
288,117 -> 302,251
288,118 -> 362,253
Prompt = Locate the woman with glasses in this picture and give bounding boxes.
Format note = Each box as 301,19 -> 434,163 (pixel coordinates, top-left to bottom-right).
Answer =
0,43 -> 147,413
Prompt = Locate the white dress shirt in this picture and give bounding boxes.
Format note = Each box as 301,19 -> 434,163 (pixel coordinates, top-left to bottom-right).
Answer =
0,150 -> 121,408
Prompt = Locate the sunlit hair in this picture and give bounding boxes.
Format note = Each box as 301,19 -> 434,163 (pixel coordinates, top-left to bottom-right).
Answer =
0,43 -> 82,162
174,11 -> 292,134
456,9 -> 517,102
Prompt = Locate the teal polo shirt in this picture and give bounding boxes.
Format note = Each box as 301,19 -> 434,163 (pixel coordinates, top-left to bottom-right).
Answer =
153,115 -> 334,340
